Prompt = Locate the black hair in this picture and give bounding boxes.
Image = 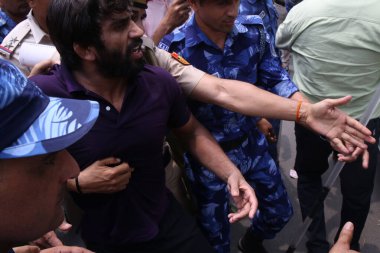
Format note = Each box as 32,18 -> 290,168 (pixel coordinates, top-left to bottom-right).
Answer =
47,0 -> 133,70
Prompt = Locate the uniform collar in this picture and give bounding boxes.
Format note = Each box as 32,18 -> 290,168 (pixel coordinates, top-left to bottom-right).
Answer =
183,14 -> 250,48
27,10 -> 49,44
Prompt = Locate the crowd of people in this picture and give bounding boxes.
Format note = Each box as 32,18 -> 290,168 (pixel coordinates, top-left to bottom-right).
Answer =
1,0 -> 379,253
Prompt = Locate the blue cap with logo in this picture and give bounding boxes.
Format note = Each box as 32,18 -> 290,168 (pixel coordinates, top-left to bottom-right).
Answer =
0,59 -> 99,159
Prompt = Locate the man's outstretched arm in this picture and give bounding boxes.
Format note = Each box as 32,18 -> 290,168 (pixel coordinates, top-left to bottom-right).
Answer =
190,74 -> 375,154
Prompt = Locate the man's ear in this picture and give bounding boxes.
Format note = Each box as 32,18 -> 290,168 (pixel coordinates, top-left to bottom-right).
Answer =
73,43 -> 96,61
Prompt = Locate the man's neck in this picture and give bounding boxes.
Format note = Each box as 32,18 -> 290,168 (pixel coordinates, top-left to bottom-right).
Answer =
73,66 -> 127,112
194,15 -> 227,50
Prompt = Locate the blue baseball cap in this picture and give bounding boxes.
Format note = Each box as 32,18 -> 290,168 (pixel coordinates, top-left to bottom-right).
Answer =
0,59 -> 99,159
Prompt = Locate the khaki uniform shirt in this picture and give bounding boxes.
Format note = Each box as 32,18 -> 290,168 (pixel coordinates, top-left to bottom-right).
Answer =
142,36 -> 205,95
2,11 -> 56,75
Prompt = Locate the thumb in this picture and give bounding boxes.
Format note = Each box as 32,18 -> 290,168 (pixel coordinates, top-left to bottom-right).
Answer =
58,219 -> 72,233
13,246 -> 40,253
337,222 -> 354,247
328,96 -> 352,107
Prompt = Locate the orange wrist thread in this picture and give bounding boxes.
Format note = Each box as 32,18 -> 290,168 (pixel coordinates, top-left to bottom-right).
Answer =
296,100 -> 303,123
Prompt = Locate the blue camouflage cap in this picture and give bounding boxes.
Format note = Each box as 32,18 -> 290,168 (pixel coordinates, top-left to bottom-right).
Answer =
0,59 -> 99,159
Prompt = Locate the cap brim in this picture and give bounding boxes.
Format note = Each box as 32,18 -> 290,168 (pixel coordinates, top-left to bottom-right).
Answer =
0,97 -> 99,159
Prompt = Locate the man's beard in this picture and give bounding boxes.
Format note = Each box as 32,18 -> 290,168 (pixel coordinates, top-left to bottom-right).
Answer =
95,38 -> 145,80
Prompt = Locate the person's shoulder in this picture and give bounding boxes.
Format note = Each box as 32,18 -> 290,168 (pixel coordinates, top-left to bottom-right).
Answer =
158,25 -> 186,52
2,19 -> 31,49
29,64 -> 69,97
6,19 -> 30,34
138,65 -> 181,93
140,64 -> 175,82
236,15 -> 264,28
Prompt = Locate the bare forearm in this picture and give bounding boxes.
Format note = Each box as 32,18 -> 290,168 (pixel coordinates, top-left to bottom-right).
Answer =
173,116 -> 240,181
152,22 -> 172,45
191,74 -> 307,121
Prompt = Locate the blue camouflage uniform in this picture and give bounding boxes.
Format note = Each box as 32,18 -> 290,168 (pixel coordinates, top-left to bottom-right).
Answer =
0,9 -> 17,43
159,14 -> 296,253
239,0 -> 278,55
239,0 -> 281,166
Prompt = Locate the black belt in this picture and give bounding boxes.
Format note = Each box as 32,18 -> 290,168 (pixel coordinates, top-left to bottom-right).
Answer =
219,134 -> 249,152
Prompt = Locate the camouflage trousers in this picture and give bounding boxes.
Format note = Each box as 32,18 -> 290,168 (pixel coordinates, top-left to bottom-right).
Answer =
185,138 -> 293,253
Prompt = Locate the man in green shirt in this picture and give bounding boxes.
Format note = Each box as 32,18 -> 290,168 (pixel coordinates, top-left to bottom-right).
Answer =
277,0 -> 380,251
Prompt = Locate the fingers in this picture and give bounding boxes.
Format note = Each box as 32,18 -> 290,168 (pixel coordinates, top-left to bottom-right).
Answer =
267,128 -> 277,143
80,158 -> 134,194
97,157 -> 122,167
362,150 -> 370,169
28,59 -> 56,77
31,231 -> 62,249
336,222 -> 354,248
342,126 -> 371,148
337,147 -> 369,168
247,190 -> 258,219
228,185 -> 258,223
40,246 -> 95,253
42,231 -> 63,247
57,219 -> 72,233
112,162 -> 134,174
326,96 -> 352,107
345,117 -> 374,142
228,193 -> 257,223
13,245 -> 40,253
330,138 -> 350,155
228,202 -> 250,223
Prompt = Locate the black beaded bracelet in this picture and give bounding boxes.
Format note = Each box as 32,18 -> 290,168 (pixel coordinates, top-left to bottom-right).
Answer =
75,176 -> 83,194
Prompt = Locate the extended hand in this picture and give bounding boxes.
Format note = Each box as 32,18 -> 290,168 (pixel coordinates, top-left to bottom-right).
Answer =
304,96 -> 375,155
256,118 -> 277,143
226,171 -> 257,223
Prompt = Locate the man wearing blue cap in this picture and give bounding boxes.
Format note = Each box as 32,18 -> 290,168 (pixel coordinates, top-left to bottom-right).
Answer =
0,58 -> 99,253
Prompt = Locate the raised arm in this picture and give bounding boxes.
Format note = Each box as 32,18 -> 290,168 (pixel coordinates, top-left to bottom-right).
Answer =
152,0 -> 191,45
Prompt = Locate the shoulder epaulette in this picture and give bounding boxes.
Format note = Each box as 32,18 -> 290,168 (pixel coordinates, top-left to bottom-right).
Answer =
1,21 -> 31,59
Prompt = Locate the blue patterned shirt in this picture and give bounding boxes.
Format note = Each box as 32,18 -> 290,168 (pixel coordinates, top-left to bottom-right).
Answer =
159,14 -> 297,159
239,0 -> 278,55
0,9 -> 17,43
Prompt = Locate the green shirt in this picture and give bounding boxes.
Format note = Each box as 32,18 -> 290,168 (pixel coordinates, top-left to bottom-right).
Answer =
276,0 -> 380,119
